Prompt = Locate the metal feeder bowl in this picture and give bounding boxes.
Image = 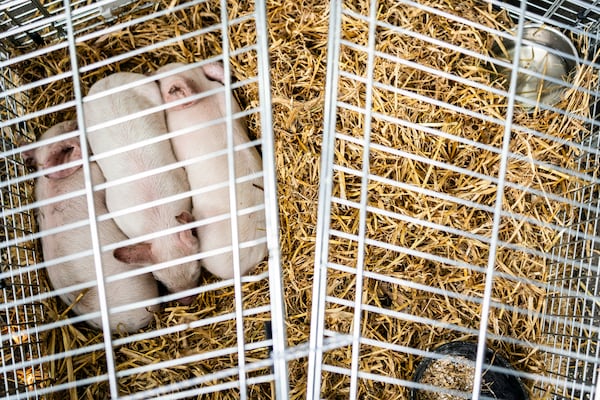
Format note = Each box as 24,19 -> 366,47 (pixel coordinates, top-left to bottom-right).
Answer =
491,24 -> 578,111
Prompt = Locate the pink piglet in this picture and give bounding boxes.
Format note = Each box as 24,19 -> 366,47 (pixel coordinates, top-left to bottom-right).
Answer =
22,120 -> 160,332
155,62 -> 267,280
84,72 -> 200,303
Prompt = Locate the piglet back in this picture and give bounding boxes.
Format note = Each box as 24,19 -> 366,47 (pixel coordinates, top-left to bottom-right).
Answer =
85,72 -> 167,157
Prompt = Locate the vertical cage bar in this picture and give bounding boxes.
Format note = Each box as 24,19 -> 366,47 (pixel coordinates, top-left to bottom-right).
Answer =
218,0 -> 248,398
63,0 -> 120,397
348,0 -> 378,398
472,4 -> 528,399
254,0 -> 291,397
307,0 -> 343,398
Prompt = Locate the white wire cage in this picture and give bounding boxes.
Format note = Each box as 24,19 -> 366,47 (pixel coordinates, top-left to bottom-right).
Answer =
0,1 -> 288,399
4,0 -> 600,399
308,0 -> 600,399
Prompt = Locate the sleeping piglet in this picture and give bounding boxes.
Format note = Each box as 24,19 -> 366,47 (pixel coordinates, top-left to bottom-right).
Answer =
155,62 -> 267,279
22,120 -> 159,332
83,72 -> 200,304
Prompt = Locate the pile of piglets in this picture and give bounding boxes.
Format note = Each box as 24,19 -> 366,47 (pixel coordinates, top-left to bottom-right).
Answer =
22,62 -> 267,333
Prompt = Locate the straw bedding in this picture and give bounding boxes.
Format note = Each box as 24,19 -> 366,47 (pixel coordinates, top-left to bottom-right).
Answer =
2,0 -> 597,398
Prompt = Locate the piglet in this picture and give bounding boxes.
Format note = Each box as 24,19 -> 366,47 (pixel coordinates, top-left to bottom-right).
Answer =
83,72 -> 200,303
22,120 -> 159,332
155,62 -> 267,279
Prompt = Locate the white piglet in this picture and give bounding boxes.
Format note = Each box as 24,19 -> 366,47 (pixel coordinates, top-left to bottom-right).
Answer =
22,120 -> 159,332
155,62 -> 267,279
84,72 -> 200,303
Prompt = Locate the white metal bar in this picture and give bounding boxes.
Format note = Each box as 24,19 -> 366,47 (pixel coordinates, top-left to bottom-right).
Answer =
62,1 -> 120,398
253,0 -> 290,397
8,373 -> 109,400
307,0 -> 343,398
120,359 -> 276,400
218,1 -> 248,398
348,0 -> 378,397
472,3 -> 528,399
334,80 -> 600,161
0,303 -> 274,381
116,339 -> 271,378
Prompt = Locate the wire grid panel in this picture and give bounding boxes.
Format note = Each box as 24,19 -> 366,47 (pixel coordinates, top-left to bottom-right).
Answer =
309,0 -> 600,399
0,1 -> 288,399
0,64 -> 46,400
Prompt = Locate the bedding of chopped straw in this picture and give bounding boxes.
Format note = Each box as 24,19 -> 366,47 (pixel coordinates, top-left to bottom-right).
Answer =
2,0 -> 598,398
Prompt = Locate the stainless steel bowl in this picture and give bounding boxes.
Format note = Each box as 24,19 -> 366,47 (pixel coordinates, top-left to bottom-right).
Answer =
491,25 -> 578,111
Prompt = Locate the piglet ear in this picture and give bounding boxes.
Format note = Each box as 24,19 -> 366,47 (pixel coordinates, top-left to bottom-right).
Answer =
202,62 -> 225,84
175,211 -> 198,248
17,137 -> 37,168
44,139 -> 82,179
114,243 -> 153,265
21,149 -> 37,169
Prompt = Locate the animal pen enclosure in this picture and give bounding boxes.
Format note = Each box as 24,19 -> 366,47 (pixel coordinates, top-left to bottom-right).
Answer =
0,0 -> 600,399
